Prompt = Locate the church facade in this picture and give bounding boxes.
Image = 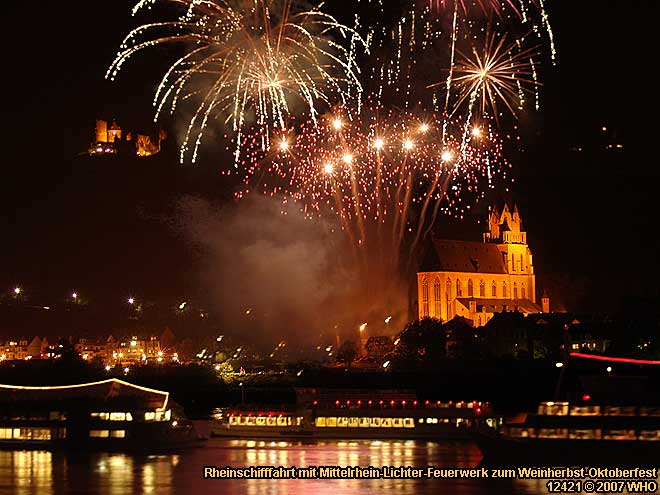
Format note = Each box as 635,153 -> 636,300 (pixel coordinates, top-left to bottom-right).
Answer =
417,205 -> 547,327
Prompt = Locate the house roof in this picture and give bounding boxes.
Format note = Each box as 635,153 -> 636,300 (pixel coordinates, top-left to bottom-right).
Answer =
421,239 -> 507,274
456,298 -> 542,314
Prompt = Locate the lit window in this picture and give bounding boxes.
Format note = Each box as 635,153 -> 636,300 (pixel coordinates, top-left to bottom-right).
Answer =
109,413 -> 126,421
403,418 -> 415,428
433,279 -> 442,317
479,280 -> 485,298
370,418 -> 382,427
392,418 -> 403,428
144,412 -> 156,421
110,430 -> 126,438
326,417 -> 337,427
315,417 -> 326,427
421,279 -> 429,317
502,282 -> 508,298
90,430 -> 110,438
456,280 -> 462,297
266,417 -> 276,426
359,418 -> 370,428
513,283 -> 518,299
256,417 -> 266,426
337,417 -> 349,427
277,417 -> 288,426
468,280 -> 474,297
247,417 -> 256,426
491,281 -> 497,297
348,418 -> 359,428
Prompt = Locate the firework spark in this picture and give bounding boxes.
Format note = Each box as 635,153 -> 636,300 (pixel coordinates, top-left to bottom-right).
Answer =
108,0 -> 366,163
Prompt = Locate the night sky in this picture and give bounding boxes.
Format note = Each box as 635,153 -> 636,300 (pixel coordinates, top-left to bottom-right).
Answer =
1,1 -> 659,318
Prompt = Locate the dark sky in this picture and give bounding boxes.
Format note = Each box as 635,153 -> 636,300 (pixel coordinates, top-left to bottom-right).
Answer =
1,0 -> 659,315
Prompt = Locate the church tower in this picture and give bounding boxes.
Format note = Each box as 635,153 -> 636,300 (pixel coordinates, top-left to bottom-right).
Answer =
484,204 -> 535,302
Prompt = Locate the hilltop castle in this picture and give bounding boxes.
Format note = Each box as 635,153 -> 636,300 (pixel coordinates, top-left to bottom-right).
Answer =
89,119 -> 167,157
417,205 -> 548,327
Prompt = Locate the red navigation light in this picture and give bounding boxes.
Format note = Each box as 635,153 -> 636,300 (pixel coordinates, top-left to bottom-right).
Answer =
268,413 -> 272,417
425,400 -> 430,405
436,400 -> 441,405
476,408 -> 482,415
402,400 -> 406,406
368,400 -> 373,405
239,413 -> 242,417
413,400 -> 418,406
448,401 -> 453,405
313,400 -> 318,406
357,400 -> 362,406
248,413 -> 252,417
390,400 -> 395,406
346,400 -> 351,405
335,400 -> 340,406
582,394 -> 591,402
379,400 -> 384,405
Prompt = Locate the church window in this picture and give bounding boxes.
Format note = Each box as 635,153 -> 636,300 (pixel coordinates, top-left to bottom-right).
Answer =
491,281 -> 497,297
520,254 -> 524,272
421,279 -> 429,317
433,279 -> 442,317
521,285 -> 526,299
502,282 -> 508,298
446,279 -> 451,300
513,282 -> 518,299
479,280 -> 485,298
467,279 -> 474,297
456,280 -> 462,297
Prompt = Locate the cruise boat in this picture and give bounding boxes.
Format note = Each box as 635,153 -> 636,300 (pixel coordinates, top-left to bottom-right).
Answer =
212,388 -> 499,440
0,379 -> 204,452
476,400 -> 660,466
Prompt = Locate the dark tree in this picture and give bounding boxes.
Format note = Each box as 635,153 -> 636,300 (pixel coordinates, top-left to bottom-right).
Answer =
365,336 -> 394,362
336,340 -> 358,368
392,317 -> 446,368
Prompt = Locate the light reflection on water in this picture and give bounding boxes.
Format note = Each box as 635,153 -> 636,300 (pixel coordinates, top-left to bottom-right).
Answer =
0,439 -> 549,495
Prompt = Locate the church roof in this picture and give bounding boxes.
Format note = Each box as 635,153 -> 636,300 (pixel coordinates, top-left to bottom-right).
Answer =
456,298 -> 542,314
421,239 -> 507,274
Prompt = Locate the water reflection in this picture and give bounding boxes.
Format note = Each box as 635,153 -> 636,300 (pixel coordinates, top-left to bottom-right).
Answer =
0,438 -> 553,495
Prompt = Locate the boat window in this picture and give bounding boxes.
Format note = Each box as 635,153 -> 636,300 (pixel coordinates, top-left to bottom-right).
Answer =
392,418 -> 403,428
569,429 -> 600,439
348,418 -> 359,428
381,418 -> 392,428
603,429 -> 636,440
359,418 -> 370,428
266,417 -> 277,426
370,418 -> 381,427
403,418 -> 415,428
110,413 -> 126,421
640,407 -> 660,417
277,417 -> 288,426
418,418 -> 424,424
570,406 -> 601,416
256,417 -> 266,426
246,417 -> 256,426
110,430 -> 126,438
164,410 -> 172,421
145,412 -> 156,421
126,413 -> 133,422
639,430 -> 660,441
89,430 -> 110,438
537,428 -> 568,438
57,428 -> 67,439
604,406 -> 636,416
49,411 -> 66,421
296,417 -> 302,426
326,417 -> 337,427
238,417 -> 247,425
228,417 -> 238,425
538,402 -> 569,416
337,417 -> 349,427
508,427 -> 534,438
315,417 -> 326,427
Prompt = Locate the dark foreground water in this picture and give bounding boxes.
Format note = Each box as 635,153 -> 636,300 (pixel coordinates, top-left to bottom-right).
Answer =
0,432 -> 556,495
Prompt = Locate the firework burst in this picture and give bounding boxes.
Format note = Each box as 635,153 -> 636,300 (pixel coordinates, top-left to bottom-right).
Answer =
107,0 -> 366,163
236,105 -> 512,272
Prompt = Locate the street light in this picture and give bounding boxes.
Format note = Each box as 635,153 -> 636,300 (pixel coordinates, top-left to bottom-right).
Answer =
239,382 -> 244,405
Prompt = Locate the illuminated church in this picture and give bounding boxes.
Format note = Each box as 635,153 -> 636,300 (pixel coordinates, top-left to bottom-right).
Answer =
417,205 -> 548,327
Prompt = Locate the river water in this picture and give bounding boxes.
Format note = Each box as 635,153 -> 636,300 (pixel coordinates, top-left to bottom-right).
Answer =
0,428 -> 553,495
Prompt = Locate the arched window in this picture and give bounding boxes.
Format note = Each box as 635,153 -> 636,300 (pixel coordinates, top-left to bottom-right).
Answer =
491,281 -> 497,297
456,279 -> 462,297
502,281 -> 508,298
513,282 -> 518,299
446,278 -> 451,299
479,280 -> 486,298
520,254 -> 524,272
467,279 -> 474,297
521,284 -> 526,299
421,278 -> 429,317
433,278 -> 442,317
